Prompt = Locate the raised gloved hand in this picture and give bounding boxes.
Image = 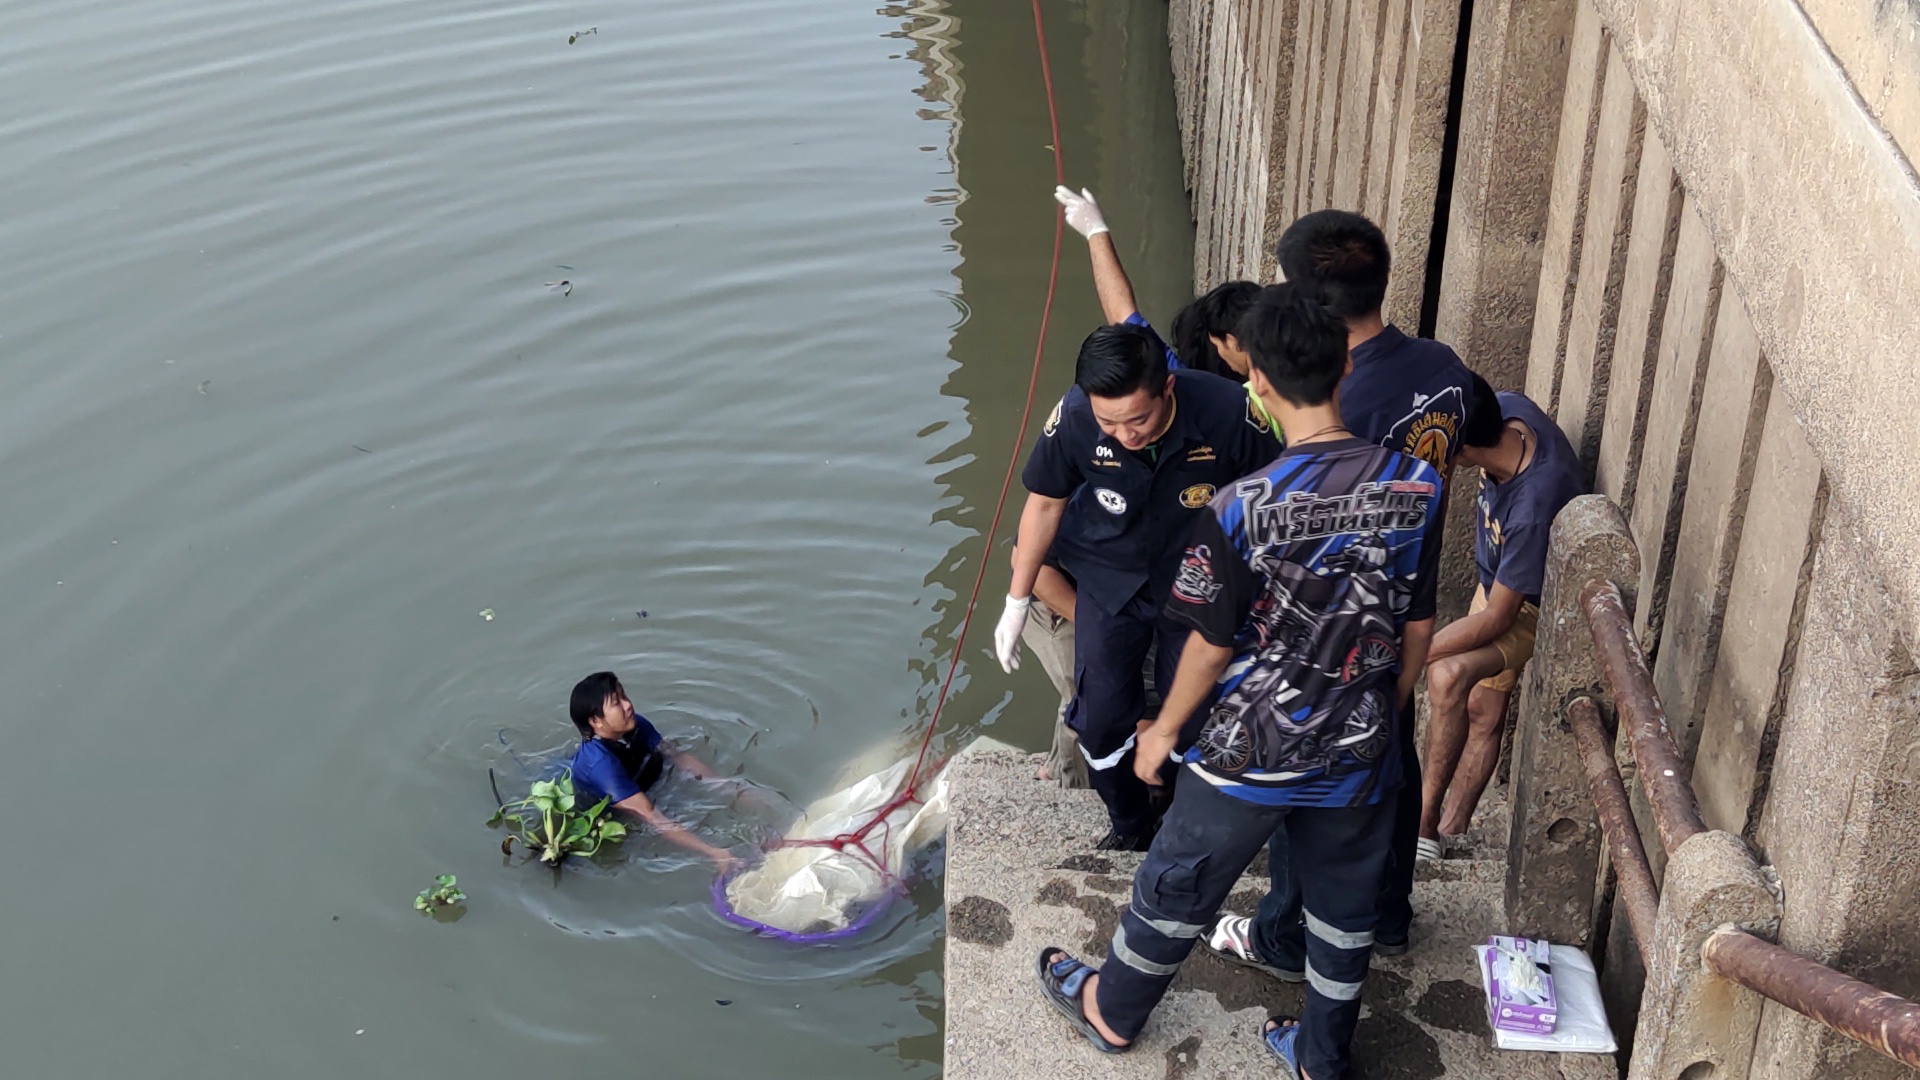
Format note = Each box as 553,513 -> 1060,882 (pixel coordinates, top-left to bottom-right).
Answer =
1053,185 -> 1109,239
993,595 -> 1033,673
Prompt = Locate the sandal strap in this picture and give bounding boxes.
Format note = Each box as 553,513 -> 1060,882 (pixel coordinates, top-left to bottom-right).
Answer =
1059,966 -> 1092,998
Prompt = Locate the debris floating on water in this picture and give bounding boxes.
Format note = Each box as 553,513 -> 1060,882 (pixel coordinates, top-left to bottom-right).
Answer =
568,27 -> 597,44
479,609 -> 495,621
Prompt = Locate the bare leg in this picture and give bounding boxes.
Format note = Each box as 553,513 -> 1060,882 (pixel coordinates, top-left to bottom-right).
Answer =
1419,646 -> 1507,840
1439,683 -> 1512,837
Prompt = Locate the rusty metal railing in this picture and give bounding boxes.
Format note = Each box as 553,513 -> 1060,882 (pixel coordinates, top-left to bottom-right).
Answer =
1570,578 -> 1920,1070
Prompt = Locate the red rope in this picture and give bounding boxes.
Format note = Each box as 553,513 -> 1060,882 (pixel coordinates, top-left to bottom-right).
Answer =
899,0 -> 1066,801
779,0 -> 1068,871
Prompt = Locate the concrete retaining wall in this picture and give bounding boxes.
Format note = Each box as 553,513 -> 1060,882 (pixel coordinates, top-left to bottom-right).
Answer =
1168,0 -> 1458,324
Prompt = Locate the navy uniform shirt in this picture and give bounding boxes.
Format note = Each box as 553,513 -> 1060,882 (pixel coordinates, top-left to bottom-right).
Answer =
1338,324 -> 1476,617
1339,325 -> 1475,474
1476,392 -> 1585,605
1023,366 -> 1282,616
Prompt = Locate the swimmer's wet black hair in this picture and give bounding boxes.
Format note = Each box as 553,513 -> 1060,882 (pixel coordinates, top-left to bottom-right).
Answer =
570,671 -> 625,737
1236,283 -> 1348,407
1275,209 -> 1391,320
1075,321 -> 1170,400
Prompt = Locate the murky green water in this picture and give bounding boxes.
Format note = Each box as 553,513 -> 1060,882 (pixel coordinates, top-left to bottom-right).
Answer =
0,0 -> 1189,1075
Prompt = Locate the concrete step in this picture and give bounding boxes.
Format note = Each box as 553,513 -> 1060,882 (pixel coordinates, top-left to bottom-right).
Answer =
945,750 -> 1615,1080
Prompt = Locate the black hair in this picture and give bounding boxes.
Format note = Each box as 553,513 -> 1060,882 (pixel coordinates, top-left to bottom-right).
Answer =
1169,281 -> 1261,382
1461,371 -> 1506,448
1074,321 -> 1169,399
569,671 -> 624,737
1274,210 -> 1391,320
1235,283 -> 1349,406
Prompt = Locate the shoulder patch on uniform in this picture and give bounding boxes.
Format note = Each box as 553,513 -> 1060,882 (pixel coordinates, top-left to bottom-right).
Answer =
1042,396 -> 1065,438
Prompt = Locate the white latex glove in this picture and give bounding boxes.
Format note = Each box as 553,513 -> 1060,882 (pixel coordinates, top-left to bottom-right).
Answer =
993,595 -> 1033,673
1053,185 -> 1109,239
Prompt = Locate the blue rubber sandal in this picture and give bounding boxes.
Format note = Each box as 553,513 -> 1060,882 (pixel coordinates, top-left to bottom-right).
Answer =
1034,948 -> 1130,1055
1262,1015 -> 1302,1078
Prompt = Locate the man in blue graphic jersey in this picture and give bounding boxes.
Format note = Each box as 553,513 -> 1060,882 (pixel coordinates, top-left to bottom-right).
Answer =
1033,284 -> 1440,1080
1217,209 -> 1475,966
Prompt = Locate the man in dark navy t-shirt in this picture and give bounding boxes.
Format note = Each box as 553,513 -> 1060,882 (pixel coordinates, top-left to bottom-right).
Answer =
566,671 -> 737,872
993,320 -> 1280,850
1419,379 -> 1583,855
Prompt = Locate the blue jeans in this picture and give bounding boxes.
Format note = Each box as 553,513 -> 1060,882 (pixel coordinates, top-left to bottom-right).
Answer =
1093,773 -> 1396,1080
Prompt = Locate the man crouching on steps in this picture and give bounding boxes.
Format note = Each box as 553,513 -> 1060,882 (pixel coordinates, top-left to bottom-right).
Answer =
1033,283 -> 1442,1080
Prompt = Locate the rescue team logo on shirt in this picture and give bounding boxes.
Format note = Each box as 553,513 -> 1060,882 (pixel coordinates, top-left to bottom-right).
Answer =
1180,483 -> 1217,508
1391,386 -> 1465,469
1095,488 -> 1128,515
1043,397 -> 1065,438
1170,544 -> 1224,604
1091,444 -> 1120,468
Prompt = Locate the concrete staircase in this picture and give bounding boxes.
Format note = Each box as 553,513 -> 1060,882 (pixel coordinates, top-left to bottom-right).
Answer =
944,750 -> 1616,1080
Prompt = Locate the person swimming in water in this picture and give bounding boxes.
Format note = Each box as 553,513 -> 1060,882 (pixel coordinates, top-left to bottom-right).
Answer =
567,670 -> 739,873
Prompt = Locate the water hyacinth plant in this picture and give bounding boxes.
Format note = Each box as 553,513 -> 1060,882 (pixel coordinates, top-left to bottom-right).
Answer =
488,770 -> 627,866
415,874 -> 466,914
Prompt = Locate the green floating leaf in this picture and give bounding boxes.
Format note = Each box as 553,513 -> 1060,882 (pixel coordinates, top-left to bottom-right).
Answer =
436,874 -> 457,888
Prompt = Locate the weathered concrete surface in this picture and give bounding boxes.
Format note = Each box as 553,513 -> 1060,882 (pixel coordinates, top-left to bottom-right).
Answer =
1795,0 -> 1920,171
1591,126 -> 1679,512
1691,390 -> 1822,839
1173,0 -> 1456,317
1626,830 -> 1781,1080
1552,47 -> 1641,476
1647,294 -> 1766,765
1521,0 -> 1606,413
1506,495 -> 1637,947
946,750 -> 1614,1080
1433,0 -> 1576,390
1624,199 -> 1719,653
1591,0 -> 1920,653
1750,509 -> 1920,1080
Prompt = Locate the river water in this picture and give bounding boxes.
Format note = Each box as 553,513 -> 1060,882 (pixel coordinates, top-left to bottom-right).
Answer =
0,1 -> 1190,1075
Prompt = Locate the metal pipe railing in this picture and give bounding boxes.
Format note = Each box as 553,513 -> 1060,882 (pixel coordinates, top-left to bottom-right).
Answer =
1580,579 -> 1706,850
1574,575 -> 1920,1070
1566,695 -> 1658,963
1704,928 -> 1920,1069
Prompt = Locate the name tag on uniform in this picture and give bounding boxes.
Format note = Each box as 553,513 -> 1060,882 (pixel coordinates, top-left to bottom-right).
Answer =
1187,445 -> 1216,463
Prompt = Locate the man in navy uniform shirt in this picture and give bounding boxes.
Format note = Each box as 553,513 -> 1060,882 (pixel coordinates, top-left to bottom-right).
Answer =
1419,376 -> 1584,857
994,320 -> 1280,850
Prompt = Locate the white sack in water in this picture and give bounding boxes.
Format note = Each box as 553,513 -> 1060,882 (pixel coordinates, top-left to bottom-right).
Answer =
725,736 -> 1016,935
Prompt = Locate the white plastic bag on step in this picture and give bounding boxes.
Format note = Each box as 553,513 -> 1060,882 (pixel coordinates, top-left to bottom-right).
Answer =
1475,941 -> 1618,1053
723,736 -> 1016,935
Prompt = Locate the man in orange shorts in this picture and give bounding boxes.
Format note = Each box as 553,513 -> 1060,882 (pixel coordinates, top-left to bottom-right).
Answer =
1417,375 -> 1584,859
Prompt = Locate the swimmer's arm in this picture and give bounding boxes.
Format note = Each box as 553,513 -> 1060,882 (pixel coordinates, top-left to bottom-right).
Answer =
1009,493 -> 1067,601
663,745 -> 722,781
615,791 -> 737,870
1088,233 -> 1141,324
